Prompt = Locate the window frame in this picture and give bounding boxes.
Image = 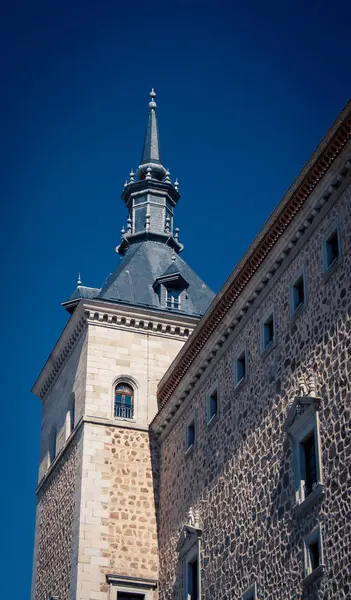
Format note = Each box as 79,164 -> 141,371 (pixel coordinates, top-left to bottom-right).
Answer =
166,287 -> 182,310
303,525 -> 325,587
289,266 -> 307,318
260,306 -> 276,353
113,377 -> 138,422
185,418 -> 196,454
207,382 -> 219,426
106,574 -> 156,600
234,345 -> 248,388
322,222 -> 341,274
242,582 -> 257,600
183,538 -> 200,600
66,393 -> 75,439
287,399 -> 324,517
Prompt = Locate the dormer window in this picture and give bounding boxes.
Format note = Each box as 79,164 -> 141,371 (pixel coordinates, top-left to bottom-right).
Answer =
166,288 -> 181,309
115,382 -> 134,419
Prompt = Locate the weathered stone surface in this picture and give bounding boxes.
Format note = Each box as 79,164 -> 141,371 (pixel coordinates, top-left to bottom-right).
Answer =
156,174 -> 351,598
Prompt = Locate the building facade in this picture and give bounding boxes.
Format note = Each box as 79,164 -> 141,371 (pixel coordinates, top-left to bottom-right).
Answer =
31,90 -> 214,600
152,101 -> 351,599
31,94 -> 351,600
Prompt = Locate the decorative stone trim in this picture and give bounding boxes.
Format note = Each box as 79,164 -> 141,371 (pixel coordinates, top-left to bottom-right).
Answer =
84,306 -> 192,338
36,315 -> 87,401
33,299 -> 198,403
156,143 -> 351,418
106,574 -> 157,588
157,107 -> 351,407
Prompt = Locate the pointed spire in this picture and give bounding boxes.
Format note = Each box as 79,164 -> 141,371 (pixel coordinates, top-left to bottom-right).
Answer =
140,89 -> 161,166
77,273 -> 82,286
136,90 -> 166,181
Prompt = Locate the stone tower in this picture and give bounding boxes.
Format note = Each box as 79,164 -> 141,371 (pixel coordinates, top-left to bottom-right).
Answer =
31,91 -> 214,600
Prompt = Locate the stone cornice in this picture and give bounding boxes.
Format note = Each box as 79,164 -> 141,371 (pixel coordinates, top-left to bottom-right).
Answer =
32,298 -> 199,403
154,102 -> 351,431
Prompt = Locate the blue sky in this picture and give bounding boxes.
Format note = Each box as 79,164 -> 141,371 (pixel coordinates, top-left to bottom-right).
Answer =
0,0 -> 350,595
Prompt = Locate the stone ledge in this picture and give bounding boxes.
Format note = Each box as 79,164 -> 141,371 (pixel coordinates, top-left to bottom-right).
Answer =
106,574 -> 158,589
293,482 -> 325,518
303,564 -> 325,588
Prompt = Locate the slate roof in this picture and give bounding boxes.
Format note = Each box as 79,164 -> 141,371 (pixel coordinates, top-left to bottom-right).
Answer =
98,241 -> 214,317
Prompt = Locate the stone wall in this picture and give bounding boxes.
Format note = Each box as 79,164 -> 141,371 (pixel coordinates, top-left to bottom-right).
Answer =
75,320 -> 191,600
34,431 -> 82,600
156,175 -> 351,598
38,328 -> 88,481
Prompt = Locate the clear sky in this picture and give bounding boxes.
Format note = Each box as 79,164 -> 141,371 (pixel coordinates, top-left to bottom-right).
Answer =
0,0 -> 350,595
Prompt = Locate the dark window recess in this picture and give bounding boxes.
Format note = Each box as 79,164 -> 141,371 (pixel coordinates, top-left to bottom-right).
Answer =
209,389 -> 218,421
292,275 -> 305,312
115,383 -> 134,419
49,429 -> 56,463
302,433 -> 317,496
70,397 -> 75,433
325,229 -> 339,268
166,288 -> 181,309
117,593 -> 145,600
186,421 -> 195,450
187,557 -> 199,600
308,539 -> 320,571
236,352 -> 246,383
263,314 -> 274,349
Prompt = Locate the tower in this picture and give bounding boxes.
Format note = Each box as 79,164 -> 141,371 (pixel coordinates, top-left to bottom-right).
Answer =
31,91 -> 214,600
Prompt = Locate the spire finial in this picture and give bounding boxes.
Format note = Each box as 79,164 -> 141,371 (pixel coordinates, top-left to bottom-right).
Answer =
149,88 -> 157,110
77,273 -> 82,286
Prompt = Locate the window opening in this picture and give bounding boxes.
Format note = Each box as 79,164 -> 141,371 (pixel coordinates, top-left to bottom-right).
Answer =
49,428 -> 57,464
301,432 -> 317,497
292,274 -> 305,313
166,288 -> 181,309
186,421 -> 195,451
325,229 -> 339,269
308,539 -> 320,571
187,557 -> 199,600
117,594 -> 145,600
262,313 -> 275,350
115,383 -> 134,419
236,351 -> 247,384
208,388 -> 218,422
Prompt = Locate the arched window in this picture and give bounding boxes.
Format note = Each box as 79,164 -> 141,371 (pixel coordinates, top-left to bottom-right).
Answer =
114,382 -> 134,419
49,427 -> 57,465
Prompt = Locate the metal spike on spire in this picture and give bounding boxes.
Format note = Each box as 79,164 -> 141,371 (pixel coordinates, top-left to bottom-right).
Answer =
77,273 -> 82,286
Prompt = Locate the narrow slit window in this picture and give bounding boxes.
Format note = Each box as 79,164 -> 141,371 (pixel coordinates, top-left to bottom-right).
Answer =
186,420 -> 195,451
236,350 -> 247,385
187,557 -> 199,600
291,274 -> 305,314
308,539 -> 320,571
301,432 -> 317,498
115,382 -> 134,419
49,428 -> 57,465
325,229 -> 340,269
208,388 -> 218,423
262,312 -> 275,350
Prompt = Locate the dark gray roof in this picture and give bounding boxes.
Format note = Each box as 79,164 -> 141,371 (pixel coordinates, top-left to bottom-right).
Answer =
98,241 -> 214,317
69,285 -> 101,301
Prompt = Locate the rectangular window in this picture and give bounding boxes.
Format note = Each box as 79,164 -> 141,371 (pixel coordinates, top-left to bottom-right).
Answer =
208,387 -> 218,423
186,420 -> 195,451
235,349 -> 247,386
290,271 -> 306,316
304,526 -> 324,581
301,432 -> 317,497
187,557 -> 198,600
323,226 -> 341,272
166,288 -> 181,309
261,310 -> 275,351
